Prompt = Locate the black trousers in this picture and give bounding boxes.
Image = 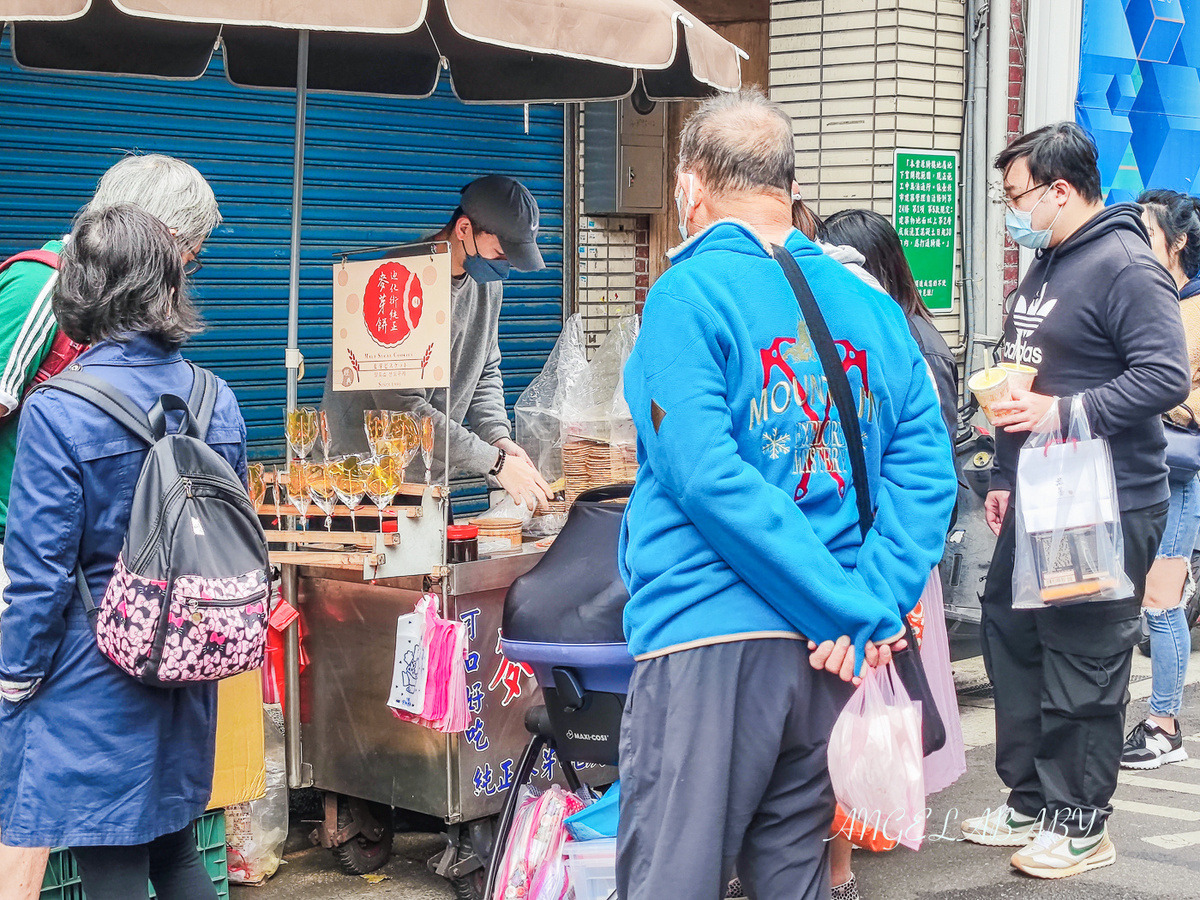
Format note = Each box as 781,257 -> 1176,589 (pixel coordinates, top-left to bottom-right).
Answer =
616,639 -> 854,900
980,500 -> 1167,837
71,824 -> 217,900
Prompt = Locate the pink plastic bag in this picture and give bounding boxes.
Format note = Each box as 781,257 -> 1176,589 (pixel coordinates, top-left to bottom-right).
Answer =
828,662 -> 926,850
391,594 -> 469,733
917,569 -> 967,795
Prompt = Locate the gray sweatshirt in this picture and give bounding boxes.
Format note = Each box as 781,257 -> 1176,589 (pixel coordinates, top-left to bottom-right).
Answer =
321,273 -> 509,478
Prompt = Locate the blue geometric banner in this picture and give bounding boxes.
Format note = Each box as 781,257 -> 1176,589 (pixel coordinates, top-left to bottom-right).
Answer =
1076,0 -> 1200,202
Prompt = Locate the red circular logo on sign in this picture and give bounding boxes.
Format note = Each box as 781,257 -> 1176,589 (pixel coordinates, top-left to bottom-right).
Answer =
363,262 -> 423,347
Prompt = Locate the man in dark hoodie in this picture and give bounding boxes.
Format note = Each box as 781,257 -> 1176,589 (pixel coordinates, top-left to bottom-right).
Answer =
959,122 -> 1190,878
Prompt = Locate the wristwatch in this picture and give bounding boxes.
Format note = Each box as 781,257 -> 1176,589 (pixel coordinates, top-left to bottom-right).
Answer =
489,447 -> 507,477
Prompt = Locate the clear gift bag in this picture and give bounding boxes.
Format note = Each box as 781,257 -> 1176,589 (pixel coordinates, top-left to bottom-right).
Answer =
1013,397 -> 1133,609
828,663 -> 926,851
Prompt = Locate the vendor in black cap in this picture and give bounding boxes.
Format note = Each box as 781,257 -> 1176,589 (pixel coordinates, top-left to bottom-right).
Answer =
322,175 -> 553,510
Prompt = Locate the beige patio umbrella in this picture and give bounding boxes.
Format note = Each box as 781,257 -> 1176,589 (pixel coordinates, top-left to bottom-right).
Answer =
0,0 -> 743,99
0,0 -> 745,409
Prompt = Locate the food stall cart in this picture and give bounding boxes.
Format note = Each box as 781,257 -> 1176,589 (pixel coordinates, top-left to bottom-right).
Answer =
255,242 -> 612,899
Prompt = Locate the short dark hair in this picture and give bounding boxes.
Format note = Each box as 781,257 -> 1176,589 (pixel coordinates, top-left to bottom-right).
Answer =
994,122 -> 1103,203
443,206 -> 492,235
54,203 -> 202,347
819,208 -> 931,322
1139,188 -> 1200,279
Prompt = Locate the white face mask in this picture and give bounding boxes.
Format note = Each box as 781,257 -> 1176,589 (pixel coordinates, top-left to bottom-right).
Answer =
675,173 -> 696,241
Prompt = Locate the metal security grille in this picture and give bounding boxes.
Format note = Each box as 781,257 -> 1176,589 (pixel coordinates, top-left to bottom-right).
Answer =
0,36 -> 565,486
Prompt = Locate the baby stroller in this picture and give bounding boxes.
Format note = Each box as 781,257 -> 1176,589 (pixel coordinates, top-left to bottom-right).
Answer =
484,483 -> 634,897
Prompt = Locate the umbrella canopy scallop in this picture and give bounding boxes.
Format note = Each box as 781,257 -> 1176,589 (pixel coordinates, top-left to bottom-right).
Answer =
0,0 -> 743,99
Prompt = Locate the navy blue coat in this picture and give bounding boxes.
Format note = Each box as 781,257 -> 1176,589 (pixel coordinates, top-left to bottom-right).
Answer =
0,334 -> 247,846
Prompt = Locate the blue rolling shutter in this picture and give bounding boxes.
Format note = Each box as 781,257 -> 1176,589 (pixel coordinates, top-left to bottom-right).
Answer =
0,37 -> 564,501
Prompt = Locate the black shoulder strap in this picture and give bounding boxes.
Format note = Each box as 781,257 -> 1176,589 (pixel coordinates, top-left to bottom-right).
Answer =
76,562 -> 95,614
35,370 -> 155,446
771,245 -> 874,538
188,362 -> 218,437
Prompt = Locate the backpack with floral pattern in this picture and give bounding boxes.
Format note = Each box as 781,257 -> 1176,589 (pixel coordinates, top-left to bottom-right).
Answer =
38,363 -> 270,687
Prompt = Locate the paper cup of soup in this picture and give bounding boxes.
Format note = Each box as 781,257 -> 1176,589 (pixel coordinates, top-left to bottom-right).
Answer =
999,362 -> 1037,393
968,367 -> 1010,424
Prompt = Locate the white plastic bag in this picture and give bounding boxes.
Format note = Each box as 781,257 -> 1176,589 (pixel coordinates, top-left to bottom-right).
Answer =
1013,397 -> 1133,609
387,610 -> 428,715
477,494 -> 536,526
828,663 -> 926,851
226,705 -> 288,884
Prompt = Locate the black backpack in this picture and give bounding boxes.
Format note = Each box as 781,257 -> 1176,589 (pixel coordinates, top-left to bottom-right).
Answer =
38,364 -> 271,687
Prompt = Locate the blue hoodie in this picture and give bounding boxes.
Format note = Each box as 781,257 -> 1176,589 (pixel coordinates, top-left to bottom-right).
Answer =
618,221 -> 957,668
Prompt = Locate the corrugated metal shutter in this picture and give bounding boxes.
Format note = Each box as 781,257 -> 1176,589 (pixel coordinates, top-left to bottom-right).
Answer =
0,36 -> 565,510
770,0 -> 966,349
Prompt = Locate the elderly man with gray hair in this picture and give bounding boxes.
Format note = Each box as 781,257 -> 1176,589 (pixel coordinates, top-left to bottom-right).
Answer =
0,153 -> 219,900
616,89 -> 956,899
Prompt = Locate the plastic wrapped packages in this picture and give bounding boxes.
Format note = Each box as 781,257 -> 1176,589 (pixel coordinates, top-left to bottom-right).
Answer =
516,315 -> 590,483
828,663 -> 926,851
491,785 -> 586,900
516,314 -> 640,505
226,705 -> 288,884
566,315 -> 639,444
1013,397 -> 1133,610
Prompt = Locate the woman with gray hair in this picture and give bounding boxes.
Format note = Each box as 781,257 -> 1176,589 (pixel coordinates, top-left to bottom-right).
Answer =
0,204 -> 246,900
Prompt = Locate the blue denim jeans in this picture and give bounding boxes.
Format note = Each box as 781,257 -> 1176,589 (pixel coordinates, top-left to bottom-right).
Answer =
1148,474 -> 1200,718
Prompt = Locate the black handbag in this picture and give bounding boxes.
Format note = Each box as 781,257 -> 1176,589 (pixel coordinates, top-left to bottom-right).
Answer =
1164,418 -> 1200,484
772,246 -> 947,757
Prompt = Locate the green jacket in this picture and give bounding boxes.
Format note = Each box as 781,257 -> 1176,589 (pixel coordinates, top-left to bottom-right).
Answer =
0,240 -> 64,540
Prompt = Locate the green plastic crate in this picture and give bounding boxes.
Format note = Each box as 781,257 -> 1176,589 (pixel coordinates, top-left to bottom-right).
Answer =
37,848 -> 82,900
40,810 -> 228,900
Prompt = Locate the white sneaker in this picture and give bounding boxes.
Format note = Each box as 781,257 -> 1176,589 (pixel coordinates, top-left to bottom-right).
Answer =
961,804 -> 1041,846
1121,718 -> 1188,770
1010,827 -> 1116,879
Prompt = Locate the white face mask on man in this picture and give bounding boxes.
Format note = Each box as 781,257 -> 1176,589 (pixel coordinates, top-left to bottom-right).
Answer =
675,173 -> 697,241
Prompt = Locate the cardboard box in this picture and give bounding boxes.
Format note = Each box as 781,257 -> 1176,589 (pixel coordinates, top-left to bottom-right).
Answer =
208,670 -> 266,810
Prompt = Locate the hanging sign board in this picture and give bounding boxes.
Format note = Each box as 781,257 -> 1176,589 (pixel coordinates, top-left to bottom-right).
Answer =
893,149 -> 958,312
332,244 -> 451,391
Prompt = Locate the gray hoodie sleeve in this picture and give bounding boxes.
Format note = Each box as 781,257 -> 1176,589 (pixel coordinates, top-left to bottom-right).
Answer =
465,336 -> 512,446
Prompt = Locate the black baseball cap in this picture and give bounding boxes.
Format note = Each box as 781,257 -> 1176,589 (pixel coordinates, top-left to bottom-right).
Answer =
460,175 -> 545,272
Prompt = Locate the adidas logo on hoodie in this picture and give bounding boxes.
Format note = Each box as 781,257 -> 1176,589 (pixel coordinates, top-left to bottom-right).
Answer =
1003,286 -> 1057,365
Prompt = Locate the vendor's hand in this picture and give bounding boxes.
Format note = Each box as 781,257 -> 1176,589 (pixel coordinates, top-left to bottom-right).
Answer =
991,389 -> 1057,433
494,437 -> 534,468
985,489 -> 1011,536
807,634 -> 909,685
496,451 -> 553,511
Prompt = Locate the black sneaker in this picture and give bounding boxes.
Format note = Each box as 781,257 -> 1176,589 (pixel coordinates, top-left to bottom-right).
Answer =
1121,718 -> 1188,769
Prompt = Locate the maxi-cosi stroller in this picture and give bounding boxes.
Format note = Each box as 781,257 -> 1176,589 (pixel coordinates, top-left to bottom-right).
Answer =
483,483 -> 634,896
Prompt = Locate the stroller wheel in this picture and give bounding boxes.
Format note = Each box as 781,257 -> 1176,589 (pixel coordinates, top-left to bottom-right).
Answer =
451,819 -> 495,900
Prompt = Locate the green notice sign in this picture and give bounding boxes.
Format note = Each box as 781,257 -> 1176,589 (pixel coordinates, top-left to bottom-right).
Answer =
893,149 -> 958,311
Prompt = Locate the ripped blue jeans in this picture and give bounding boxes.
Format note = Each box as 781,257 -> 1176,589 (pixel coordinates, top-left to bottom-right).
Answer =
1148,474 -> 1200,718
